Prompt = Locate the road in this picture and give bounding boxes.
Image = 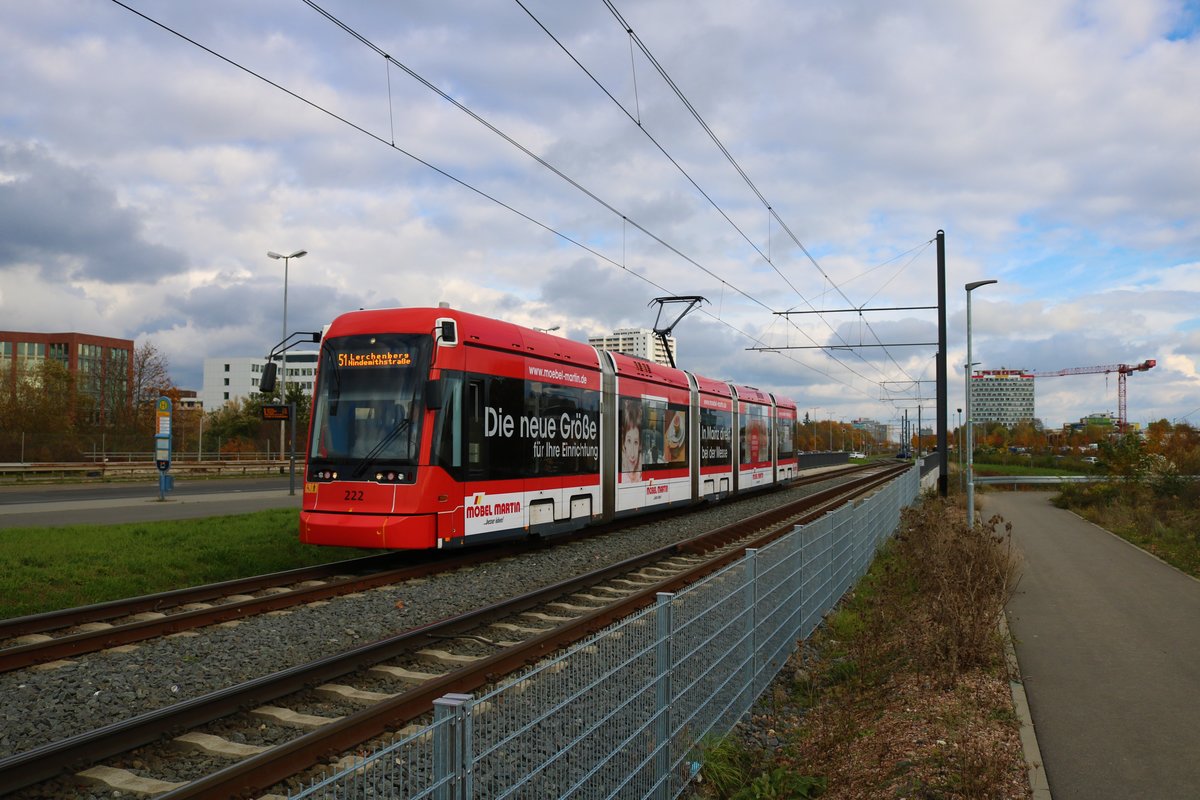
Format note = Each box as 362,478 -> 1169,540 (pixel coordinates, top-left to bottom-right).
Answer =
0,477 -> 301,529
988,491 -> 1200,800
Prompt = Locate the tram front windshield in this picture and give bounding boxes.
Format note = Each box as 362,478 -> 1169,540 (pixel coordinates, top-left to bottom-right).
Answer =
309,333 -> 431,467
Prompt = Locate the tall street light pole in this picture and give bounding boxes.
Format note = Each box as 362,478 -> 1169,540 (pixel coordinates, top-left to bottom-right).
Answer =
268,249 -> 306,494
965,279 -> 997,529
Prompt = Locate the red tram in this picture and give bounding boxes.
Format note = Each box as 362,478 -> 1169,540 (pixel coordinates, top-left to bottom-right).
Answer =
298,306 -> 798,550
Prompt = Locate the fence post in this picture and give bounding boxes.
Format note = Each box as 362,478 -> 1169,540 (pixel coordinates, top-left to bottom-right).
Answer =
433,693 -> 471,800
743,549 -> 758,703
653,591 -> 674,800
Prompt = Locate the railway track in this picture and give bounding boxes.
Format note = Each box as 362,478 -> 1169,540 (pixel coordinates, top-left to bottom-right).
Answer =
0,465 -> 873,675
0,463 -> 904,798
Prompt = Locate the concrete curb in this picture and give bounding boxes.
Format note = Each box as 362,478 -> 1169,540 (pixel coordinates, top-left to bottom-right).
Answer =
1001,611 -> 1051,799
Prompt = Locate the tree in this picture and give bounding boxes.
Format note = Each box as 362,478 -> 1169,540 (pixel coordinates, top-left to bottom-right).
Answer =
0,359 -> 87,460
97,340 -> 175,452
131,341 -> 174,410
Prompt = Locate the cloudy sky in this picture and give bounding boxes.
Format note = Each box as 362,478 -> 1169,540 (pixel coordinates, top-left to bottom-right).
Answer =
2,0 -> 1198,430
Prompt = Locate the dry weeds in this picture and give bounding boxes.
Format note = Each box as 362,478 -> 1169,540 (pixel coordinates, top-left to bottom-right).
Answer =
699,494 -> 1030,799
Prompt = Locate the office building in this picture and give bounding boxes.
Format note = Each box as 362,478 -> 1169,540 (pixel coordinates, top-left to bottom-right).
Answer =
588,328 -> 677,366
970,368 -> 1035,427
851,418 -> 888,446
201,352 -> 318,409
0,330 -> 133,423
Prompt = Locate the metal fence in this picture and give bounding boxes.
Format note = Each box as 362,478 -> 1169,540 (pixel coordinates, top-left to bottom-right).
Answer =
290,466 -> 921,799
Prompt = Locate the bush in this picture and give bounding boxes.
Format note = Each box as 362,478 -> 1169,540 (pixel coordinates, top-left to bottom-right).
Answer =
891,500 -> 1022,683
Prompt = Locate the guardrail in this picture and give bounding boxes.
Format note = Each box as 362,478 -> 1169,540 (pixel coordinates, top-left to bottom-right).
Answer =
0,460 -> 292,481
973,475 -> 1103,485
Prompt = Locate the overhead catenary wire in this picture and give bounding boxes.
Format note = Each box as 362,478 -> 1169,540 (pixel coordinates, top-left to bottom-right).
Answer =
557,5 -> 926,396
598,0 -> 924,385
513,0 -> 926,393
300,0 -> 769,316
107,0 -> 883,402
297,0 -> 899,393
516,0 -> 891,376
300,0 -> 925,402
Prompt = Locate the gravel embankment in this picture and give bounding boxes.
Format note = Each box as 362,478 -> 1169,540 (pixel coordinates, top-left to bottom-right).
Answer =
0,475 -> 850,765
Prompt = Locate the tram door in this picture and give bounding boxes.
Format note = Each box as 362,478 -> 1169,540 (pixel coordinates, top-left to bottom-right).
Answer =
463,375 -> 526,538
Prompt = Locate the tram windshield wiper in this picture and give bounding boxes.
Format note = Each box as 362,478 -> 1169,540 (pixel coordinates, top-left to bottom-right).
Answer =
351,419 -> 411,478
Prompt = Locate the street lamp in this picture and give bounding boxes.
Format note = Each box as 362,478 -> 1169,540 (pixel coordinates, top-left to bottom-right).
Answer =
533,325 -> 560,333
268,249 -> 306,494
965,279 -> 997,529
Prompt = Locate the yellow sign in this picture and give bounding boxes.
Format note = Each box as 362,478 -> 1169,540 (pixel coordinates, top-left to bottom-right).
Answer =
337,352 -> 412,368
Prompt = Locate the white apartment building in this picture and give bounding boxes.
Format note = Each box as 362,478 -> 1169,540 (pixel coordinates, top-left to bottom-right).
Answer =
588,328 -> 677,366
201,352 -> 319,410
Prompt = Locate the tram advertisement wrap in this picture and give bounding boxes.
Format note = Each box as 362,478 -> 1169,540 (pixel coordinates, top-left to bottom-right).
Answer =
700,408 -> 732,468
472,375 -> 601,478
619,396 -> 689,482
484,406 -> 599,462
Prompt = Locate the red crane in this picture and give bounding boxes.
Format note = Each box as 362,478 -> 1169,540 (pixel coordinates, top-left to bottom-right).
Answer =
1029,359 -> 1156,431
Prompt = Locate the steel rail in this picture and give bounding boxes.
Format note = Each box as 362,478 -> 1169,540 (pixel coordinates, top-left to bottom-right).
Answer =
0,546 -> 530,673
0,552 -> 404,638
0,466 -> 869,672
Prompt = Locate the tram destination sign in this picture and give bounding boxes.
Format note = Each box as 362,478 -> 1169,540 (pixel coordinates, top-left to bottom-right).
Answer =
262,404 -> 290,421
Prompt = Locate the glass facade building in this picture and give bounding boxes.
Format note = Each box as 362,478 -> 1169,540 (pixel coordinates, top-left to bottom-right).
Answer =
970,368 -> 1035,427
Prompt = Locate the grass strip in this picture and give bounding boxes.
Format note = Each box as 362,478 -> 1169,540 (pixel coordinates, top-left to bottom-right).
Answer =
1053,482 -> 1200,578
0,510 -> 379,619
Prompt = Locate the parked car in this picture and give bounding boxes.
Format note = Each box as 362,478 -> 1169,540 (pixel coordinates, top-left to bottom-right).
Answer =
1082,456 -> 1099,464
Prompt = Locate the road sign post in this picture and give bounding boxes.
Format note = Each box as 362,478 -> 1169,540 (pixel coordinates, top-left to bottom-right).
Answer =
155,396 -> 174,501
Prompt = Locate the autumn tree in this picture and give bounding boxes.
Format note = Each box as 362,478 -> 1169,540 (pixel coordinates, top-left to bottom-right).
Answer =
0,359 -> 88,460
131,341 -> 174,410
100,340 -> 176,452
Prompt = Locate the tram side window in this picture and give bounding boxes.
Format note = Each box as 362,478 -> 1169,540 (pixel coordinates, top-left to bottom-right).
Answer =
467,374 -> 525,481
739,404 -> 772,464
777,417 -> 795,458
700,408 -> 733,468
524,381 -> 600,477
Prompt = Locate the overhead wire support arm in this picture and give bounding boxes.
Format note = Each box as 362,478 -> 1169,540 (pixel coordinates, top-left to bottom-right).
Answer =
747,342 -> 938,351
774,305 -> 938,315
649,296 -> 707,369
758,300 -> 938,352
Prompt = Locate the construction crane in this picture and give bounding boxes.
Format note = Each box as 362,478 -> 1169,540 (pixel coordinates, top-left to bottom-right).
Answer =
1029,359 -> 1156,431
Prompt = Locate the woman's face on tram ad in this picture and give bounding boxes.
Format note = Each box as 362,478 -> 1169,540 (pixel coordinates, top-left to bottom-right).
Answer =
621,424 -> 641,475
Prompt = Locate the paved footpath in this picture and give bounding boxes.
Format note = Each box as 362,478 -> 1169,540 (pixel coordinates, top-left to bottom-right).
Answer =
986,492 -> 1200,800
